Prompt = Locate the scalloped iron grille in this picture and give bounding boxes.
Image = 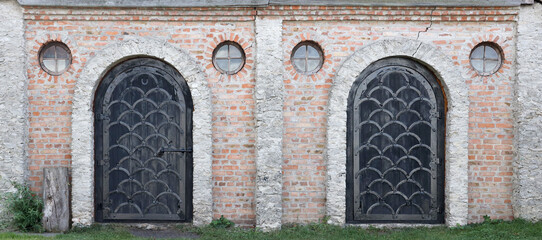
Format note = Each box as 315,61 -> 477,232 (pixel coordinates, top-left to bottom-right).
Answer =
95,58 -> 192,222
347,58 -> 444,223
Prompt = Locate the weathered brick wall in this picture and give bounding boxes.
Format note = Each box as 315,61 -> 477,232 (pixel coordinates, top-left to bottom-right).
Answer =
21,4 -> 519,226
23,7 -> 257,227
276,6 -> 517,223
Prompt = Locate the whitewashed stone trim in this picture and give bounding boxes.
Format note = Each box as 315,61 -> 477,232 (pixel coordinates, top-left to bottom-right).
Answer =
0,0 -> 26,213
326,38 -> 469,226
514,2 -> 542,222
71,38 -> 212,226
254,17 -> 284,231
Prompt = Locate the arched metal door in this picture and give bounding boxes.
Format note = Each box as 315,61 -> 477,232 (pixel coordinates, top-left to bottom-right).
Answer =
346,58 -> 445,223
94,58 -> 193,222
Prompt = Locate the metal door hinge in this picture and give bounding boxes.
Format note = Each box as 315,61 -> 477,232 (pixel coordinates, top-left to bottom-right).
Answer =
96,113 -> 110,121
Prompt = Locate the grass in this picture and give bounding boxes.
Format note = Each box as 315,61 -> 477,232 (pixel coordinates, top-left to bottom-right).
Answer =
0,219 -> 540,240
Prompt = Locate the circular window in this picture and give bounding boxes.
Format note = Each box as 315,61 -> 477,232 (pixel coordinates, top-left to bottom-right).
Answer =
212,41 -> 245,75
470,43 -> 502,76
291,41 -> 324,75
39,42 -> 72,75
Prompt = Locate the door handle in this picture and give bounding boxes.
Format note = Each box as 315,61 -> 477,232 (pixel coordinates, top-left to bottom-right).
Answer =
156,147 -> 193,157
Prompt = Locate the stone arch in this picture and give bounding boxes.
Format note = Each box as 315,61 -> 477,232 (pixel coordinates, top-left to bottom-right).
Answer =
71,38 -> 212,226
326,38 -> 468,226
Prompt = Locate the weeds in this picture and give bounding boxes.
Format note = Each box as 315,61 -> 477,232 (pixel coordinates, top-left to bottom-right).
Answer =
209,215 -> 235,229
4,182 -> 43,232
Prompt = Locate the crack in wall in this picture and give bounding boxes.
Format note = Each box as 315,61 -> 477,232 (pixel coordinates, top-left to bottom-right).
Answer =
413,7 -> 436,56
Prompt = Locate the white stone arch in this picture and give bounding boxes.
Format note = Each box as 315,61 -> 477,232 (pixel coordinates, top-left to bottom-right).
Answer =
71,38 -> 213,226
326,38 -> 468,226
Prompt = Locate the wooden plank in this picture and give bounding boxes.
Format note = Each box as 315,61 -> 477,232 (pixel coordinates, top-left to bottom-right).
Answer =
42,167 -> 70,233
521,0 -> 534,4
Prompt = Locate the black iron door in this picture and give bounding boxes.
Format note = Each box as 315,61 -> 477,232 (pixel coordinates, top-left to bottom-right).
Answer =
94,58 -> 193,222
346,58 -> 445,223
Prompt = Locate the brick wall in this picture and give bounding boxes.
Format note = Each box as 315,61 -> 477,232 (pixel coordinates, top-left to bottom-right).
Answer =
22,5 -> 518,226
24,7 -> 257,227
276,6 -> 517,223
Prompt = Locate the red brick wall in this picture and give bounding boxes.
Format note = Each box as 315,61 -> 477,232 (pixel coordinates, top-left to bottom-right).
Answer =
275,6 -> 517,223
24,7 -> 257,227
27,35 -> 76,193
23,5 -> 518,225
466,36 -> 515,221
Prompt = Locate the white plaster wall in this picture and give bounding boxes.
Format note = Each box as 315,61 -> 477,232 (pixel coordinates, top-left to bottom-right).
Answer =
0,0 -> 27,217
326,39 -> 469,226
254,17 -> 284,231
514,2 -> 542,222
71,38 -> 213,226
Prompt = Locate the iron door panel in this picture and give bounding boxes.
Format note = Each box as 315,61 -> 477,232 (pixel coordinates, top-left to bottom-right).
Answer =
346,58 -> 445,224
95,58 -> 193,222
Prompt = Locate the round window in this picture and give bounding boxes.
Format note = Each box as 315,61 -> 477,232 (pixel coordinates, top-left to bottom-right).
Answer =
291,41 -> 324,75
212,41 -> 245,75
39,42 -> 72,75
470,43 -> 502,76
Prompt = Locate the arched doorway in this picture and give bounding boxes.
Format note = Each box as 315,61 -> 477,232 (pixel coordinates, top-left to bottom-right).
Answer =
346,57 -> 445,223
94,57 -> 193,222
